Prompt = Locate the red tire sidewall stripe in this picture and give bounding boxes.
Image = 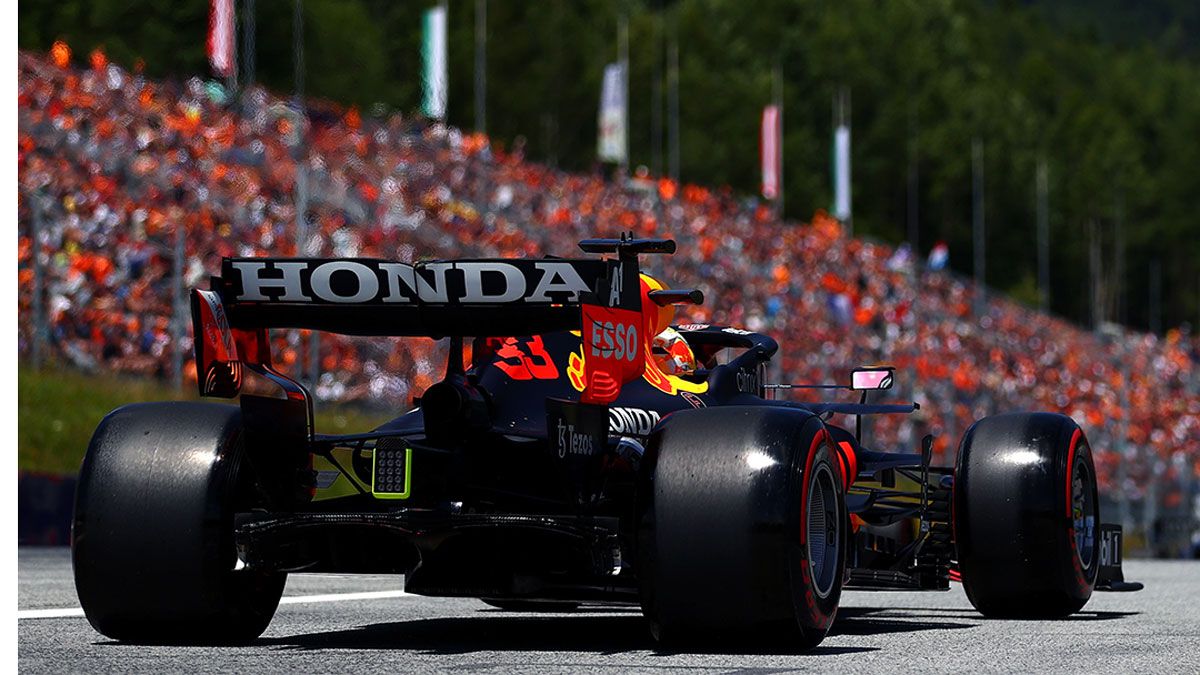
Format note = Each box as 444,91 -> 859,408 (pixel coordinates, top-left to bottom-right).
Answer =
1065,428 -> 1081,519
799,428 -> 829,546
797,425 -> 834,629
1065,427 -> 1090,592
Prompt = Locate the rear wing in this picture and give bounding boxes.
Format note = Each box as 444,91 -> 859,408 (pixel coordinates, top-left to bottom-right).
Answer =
191,237 -> 688,402
209,257 -> 617,337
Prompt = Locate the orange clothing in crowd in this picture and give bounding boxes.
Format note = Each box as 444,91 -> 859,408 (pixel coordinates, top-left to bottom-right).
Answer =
16,48 -> 1198,495
51,41 -> 71,68
89,48 -> 107,72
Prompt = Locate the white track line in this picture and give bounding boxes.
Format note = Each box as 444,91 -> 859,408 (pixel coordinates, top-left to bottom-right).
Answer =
278,589 -> 409,605
17,589 -> 410,620
17,607 -> 85,619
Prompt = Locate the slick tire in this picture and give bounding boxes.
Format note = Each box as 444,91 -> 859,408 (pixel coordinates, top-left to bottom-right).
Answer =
638,407 -> 845,650
73,402 -> 285,643
954,412 -> 1100,618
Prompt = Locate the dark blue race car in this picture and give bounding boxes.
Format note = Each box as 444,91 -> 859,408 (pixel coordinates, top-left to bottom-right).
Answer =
72,237 -> 1140,649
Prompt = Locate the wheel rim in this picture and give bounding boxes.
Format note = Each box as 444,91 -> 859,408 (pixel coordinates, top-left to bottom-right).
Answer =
807,463 -> 840,598
1071,456 -> 1096,569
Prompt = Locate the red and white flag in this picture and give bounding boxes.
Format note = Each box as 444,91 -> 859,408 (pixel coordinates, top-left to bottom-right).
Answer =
760,105 -> 781,200
208,0 -> 236,77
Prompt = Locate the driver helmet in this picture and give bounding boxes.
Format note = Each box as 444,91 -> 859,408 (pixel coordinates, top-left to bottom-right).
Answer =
640,274 -> 696,375
654,326 -> 697,374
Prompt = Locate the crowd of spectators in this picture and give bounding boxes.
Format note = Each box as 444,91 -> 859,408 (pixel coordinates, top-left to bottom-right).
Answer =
17,48 -> 1199,511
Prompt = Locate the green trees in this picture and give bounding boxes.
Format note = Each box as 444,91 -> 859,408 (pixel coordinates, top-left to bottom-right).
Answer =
18,0 -> 1200,331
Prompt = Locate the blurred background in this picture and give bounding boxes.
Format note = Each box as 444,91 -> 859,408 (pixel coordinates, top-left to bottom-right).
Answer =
16,0 -> 1200,555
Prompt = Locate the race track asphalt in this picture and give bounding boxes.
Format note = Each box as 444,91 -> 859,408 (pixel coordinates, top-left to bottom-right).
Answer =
17,547 -> 1200,673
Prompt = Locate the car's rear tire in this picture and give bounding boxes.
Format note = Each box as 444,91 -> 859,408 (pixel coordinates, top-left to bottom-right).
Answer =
638,407 -> 844,650
73,402 -> 285,643
954,412 -> 1099,618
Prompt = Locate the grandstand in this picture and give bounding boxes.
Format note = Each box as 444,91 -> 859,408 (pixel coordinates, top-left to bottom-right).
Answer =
16,49 -> 1199,550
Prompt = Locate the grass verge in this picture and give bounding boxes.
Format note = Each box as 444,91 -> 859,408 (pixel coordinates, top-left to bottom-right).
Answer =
18,367 -> 395,475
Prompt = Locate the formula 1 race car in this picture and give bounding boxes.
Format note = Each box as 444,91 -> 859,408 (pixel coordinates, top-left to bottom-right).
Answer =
72,237 -> 1140,649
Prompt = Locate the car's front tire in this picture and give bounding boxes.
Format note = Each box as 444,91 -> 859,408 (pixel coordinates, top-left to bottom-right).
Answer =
73,402 -> 285,643
637,407 -> 845,650
954,412 -> 1100,617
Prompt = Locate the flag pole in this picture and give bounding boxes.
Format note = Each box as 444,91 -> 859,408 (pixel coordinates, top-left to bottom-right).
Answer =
667,22 -> 680,184
1037,156 -> 1049,311
242,0 -> 256,88
474,0 -> 487,134
651,7 -> 663,177
228,0 -> 239,93
972,137 -> 986,319
618,13 -> 629,178
773,60 -> 784,220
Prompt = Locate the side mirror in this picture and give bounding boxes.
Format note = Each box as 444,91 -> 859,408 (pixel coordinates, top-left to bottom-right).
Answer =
851,366 -> 894,391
